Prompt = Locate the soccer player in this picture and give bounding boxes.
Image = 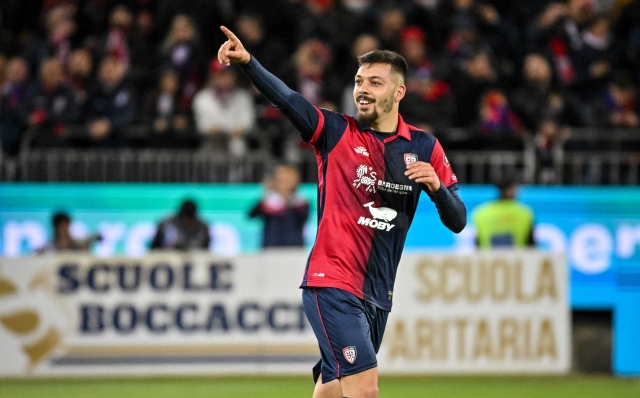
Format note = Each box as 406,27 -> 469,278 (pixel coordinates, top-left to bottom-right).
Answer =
218,26 -> 466,398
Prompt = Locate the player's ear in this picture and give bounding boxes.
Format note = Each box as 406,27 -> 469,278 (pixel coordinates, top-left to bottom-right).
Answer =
395,83 -> 406,102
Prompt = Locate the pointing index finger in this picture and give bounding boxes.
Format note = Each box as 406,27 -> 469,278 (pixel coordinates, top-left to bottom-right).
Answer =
220,26 -> 240,44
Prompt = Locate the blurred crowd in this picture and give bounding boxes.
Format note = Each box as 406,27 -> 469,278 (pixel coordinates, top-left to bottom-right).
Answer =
1,0 -> 639,164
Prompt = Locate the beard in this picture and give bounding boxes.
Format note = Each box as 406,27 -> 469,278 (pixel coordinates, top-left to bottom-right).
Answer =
356,107 -> 379,126
355,96 -> 394,127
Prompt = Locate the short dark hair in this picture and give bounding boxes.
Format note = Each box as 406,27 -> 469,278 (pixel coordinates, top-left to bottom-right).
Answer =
357,50 -> 408,82
179,199 -> 197,218
52,212 -> 70,228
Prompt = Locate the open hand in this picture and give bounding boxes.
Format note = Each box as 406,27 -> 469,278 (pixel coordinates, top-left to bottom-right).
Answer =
218,26 -> 251,65
405,161 -> 441,192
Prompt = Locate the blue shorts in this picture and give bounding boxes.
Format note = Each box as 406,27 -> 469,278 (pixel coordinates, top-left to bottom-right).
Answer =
302,287 -> 389,384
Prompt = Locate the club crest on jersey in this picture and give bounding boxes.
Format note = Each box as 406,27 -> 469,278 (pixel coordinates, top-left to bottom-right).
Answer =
353,165 -> 377,193
404,153 -> 418,166
343,346 -> 357,364
354,146 -> 369,157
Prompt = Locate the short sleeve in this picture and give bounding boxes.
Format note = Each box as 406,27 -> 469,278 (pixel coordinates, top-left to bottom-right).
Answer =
430,139 -> 458,188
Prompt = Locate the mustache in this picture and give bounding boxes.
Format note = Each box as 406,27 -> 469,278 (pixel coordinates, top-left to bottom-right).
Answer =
357,95 -> 375,102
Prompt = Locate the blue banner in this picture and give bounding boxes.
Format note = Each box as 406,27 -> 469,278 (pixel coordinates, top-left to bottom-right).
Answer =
1,183 -> 639,309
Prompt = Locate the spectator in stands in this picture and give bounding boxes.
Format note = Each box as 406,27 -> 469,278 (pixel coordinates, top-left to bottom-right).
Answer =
283,38 -> 340,109
143,69 -> 192,147
399,26 -> 454,136
38,212 -> 102,253
472,174 -> 536,249
510,54 -> 585,130
100,5 -> 152,90
375,7 -> 406,53
589,76 -> 639,128
21,58 -> 79,147
235,14 -> 288,78
160,14 -> 205,109
295,0 -> 361,53
0,57 -> 29,157
249,164 -> 309,248
449,50 -> 498,127
534,118 -> 570,184
192,60 -> 256,156
478,89 -> 525,149
439,0 -> 519,68
614,0 -> 640,84
151,199 -> 211,251
24,5 -> 76,76
86,56 -> 137,145
0,10 -> 16,56
529,1 -> 591,88
66,48 -> 94,116
575,14 -> 615,101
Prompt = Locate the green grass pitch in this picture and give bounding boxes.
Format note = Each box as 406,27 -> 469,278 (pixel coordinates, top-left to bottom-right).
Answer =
1,375 -> 638,398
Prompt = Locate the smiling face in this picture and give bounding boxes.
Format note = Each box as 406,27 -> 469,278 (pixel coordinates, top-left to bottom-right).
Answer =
353,63 -> 405,127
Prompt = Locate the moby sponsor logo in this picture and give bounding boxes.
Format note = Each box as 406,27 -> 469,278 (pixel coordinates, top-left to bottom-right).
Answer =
357,202 -> 397,232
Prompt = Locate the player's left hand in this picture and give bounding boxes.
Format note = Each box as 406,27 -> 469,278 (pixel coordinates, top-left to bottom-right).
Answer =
405,161 -> 440,192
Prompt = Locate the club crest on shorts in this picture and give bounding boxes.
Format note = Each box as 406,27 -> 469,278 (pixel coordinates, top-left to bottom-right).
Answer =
404,153 -> 417,166
343,346 -> 357,364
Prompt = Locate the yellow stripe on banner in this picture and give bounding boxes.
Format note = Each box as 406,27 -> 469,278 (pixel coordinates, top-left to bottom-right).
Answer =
65,344 -> 320,357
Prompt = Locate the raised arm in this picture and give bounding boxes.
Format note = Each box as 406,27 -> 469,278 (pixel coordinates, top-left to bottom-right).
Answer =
217,26 -> 320,141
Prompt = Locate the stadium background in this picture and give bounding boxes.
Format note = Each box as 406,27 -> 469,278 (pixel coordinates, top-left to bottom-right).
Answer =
1,0 -> 640,396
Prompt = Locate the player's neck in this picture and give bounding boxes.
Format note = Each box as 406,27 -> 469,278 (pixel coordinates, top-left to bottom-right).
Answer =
370,112 -> 398,133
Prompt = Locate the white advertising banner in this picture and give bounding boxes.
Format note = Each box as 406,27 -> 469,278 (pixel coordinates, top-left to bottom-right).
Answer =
378,252 -> 570,374
0,251 -> 569,377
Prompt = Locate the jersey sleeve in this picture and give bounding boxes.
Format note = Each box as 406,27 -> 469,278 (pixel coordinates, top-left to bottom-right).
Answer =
429,139 -> 458,189
311,108 -> 349,153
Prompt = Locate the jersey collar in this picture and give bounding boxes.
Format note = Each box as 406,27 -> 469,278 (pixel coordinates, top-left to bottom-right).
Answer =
354,114 -> 412,142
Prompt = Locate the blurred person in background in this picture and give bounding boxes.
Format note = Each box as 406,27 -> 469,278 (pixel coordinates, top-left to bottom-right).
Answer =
295,0 -> 361,55
477,89 -> 526,149
143,68 -> 192,147
398,26 -> 454,136
249,164 -> 310,248
374,7 -> 406,53
614,0 -> 640,84
449,50 -> 498,128
38,212 -> 102,253
534,118 -> 571,184
588,74 -> 639,128
86,56 -> 137,145
473,174 -> 536,249
574,13 -> 615,101
24,5 -> 76,76
0,57 -> 29,158
529,1 -> 594,89
99,5 -> 151,90
510,53 -> 585,131
160,14 -> 205,110
150,199 -> 211,251
235,14 -> 288,78
0,10 -> 16,56
192,60 -> 256,156
283,38 -> 341,110
21,57 -> 79,147
66,48 -> 94,116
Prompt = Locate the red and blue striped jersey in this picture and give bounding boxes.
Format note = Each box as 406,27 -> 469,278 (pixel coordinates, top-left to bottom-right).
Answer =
242,57 -> 466,311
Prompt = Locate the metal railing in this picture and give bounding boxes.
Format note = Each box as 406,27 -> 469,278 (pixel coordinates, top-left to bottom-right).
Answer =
2,127 -> 639,184
17,149 -> 275,183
